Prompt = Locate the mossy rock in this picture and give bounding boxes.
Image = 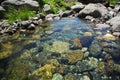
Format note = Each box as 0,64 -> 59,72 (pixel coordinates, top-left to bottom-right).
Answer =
3,58 -> 30,80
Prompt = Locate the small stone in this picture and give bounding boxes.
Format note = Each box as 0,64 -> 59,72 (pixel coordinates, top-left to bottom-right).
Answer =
32,34 -> 41,39
84,52 -> 89,58
103,33 -> 116,40
81,47 -> 88,52
52,73 -> 63,80
72,38 -> 82,49
80,75 -> 90,80
43,4 -> 51,12
84,32 -> 92,36
45,30 -> 54,34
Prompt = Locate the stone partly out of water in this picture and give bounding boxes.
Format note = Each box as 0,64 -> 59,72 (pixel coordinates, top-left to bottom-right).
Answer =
95,23 -> 110,30
52,73 -> 63,80
106,16 -> 120,32
65,50 -> 83,64
103,33 -> 116,40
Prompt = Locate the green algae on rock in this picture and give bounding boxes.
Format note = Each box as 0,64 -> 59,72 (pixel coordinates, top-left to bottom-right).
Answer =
45,41 -> 70,53
65,50 -> 83,64
31,64 -> 56,80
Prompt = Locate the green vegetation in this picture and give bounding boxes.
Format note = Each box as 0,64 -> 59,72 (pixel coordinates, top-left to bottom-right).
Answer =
41,0 -> 75,13
4,5 -> 36,24
109,0 -> 118,6
3,0 -> 75,24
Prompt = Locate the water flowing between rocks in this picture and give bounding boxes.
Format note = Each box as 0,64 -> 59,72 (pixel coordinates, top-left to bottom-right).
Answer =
0,17 -> 120,80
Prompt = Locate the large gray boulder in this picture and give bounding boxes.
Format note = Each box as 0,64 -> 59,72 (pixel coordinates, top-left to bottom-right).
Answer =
78,3 -> 108,18
107,16 -> 120,32
1,0 -> 39,10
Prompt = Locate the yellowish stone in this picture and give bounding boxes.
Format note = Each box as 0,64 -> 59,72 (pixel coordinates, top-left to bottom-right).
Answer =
103,33 -> 116,40
84,32 -> 92,36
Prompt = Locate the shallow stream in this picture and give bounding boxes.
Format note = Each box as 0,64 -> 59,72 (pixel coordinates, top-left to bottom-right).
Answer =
0,17 -> 120,80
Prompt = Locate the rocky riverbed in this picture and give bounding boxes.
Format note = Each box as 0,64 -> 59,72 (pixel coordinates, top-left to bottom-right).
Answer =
0,0 -> 120,80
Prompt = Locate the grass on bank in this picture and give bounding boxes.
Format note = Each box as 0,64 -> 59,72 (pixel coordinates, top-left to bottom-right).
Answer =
4,0 -> 118,24
4,6 -> 36,24
4,0 -> 75,24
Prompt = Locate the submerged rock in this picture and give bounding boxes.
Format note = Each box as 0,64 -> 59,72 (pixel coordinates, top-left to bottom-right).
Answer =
65,50 -> 83,64
48,41 -> 70,53
103,33 -> 116,40
52,73 -> 63,80
31,64 -> 56,80
72,38 -> 82,49
89,40 -> 102,57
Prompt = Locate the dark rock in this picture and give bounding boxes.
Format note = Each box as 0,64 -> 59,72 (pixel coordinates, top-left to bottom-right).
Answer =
78,3 -> 108,18
61,10 -> 73,17
21,20 -> 31,29
0,6 -> 5,19
1,0 -> 39,10
58,58 -> 69,64
51,52 -> 61,58
32,18 -> 42,25
71,2 -> 84,12
37,13 -> 45,19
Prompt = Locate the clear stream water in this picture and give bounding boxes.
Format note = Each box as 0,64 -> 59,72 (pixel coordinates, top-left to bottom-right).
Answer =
0,17 -> 120,80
